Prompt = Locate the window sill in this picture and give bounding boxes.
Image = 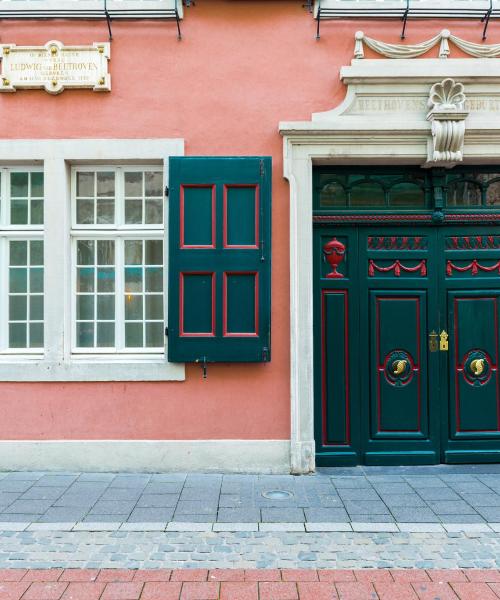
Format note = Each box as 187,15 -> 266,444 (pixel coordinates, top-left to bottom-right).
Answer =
0,358 -> 185,381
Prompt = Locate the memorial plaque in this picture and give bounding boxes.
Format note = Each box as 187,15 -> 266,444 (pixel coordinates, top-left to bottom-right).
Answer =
0,40 -> 111,94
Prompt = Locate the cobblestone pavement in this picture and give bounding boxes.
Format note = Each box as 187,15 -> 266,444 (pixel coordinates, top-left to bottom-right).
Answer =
4,466 -> 500,524
1,529 -> 500,570
2,568 -> 500,600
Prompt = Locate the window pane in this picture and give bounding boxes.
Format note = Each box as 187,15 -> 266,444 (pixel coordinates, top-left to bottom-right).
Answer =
77,172 -> 94,197
487,181 -> 500,206
31,172 -> 44,197
320,182 -> 347,208
11,199 -> 28,224
350,181 -> 385,207
97,172 -> 115,197
30,268 -> 43,293
388,182 -> 425,207
30,241 -> 43,266
145,172 -> 163,197
125,240 -> 142,265
146,322 -> 164,348
77,322 -> 94,348
125,267 -> 143,293
30,296 -> 43,321
97,295 -> 115,320
97,267 -> 115,292
146,240 -> 162,265
97,322 -> 114,347
97,240 -> 115,265
125,199 -> 142,224
96,198 -> 114,224
145,199 -> 163,224
30,323 -> 44,348
146,295 -> 163,320
447,180 -> 481,207
125,322 -> 143,347
9,295 -> 27,321
10,172 -> 29,197
10,241 -> 27,266
77,240 -> 94,265
145,267 -> 163,293
125,172 -> 142,197
125,295 -> 143,320
9,323 -> 26,348
77,267 -> 94,293
77,295 -> 94,320
77,199 -> 94,224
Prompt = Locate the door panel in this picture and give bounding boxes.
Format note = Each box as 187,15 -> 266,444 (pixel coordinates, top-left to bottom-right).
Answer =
369,291 -> 428,439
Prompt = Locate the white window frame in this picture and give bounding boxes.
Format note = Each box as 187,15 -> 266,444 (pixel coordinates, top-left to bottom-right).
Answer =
0,139 -> 184,382
0,167 -> 45,356
0,0 -> 183,17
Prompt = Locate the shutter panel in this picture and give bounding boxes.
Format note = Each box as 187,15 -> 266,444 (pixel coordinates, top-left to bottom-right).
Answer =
168,157 -> 271,362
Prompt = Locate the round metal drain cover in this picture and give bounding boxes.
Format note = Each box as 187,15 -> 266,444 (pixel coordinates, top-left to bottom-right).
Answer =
262,490 -> 293,500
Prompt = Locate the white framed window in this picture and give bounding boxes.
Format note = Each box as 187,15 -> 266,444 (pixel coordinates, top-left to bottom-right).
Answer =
0,138 -> 184,381
71,166 -> 165,355
0,168 -> 44,354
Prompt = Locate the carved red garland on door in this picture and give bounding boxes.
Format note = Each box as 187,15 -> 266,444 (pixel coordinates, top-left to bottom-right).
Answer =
369,259 -> 427,277
447,259 -> 500,276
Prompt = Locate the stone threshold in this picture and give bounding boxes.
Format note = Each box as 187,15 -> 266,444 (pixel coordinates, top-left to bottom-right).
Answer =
0,521 -> 499,533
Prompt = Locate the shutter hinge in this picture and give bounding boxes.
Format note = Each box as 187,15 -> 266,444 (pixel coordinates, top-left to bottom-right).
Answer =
164,186 -> 169,197
262,347 -> 269,362
260,159 -> 265,177
164,327 -> 168,337
195,356 -> 208,379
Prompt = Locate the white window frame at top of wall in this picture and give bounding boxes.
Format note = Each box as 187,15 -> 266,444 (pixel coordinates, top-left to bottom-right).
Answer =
313,0 -> 497,14
0,139 -> 185,382
0,0 -> 184,17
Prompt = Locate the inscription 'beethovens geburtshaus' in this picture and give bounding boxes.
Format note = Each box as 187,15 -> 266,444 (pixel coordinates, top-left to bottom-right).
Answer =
0,40 -> 111,94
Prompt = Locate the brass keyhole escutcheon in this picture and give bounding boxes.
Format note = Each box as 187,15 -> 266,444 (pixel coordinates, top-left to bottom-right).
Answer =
429,330 -> 438,353
393,359 -> 407,375
440,330 -> 449,351
471,358 -> 485,376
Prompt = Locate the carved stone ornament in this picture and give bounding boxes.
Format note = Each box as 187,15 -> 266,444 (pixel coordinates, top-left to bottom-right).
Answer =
0,40 -> 111,94
426,78 -> 469,167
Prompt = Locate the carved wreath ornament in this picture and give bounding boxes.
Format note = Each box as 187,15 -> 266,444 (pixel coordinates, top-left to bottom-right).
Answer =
426,78 -> 469,166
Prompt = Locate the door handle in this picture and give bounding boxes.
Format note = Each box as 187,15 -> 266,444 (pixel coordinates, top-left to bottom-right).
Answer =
393,359 -> 407,375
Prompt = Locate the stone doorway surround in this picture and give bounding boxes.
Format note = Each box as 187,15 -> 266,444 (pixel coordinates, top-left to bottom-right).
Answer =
280,37 -> 500,474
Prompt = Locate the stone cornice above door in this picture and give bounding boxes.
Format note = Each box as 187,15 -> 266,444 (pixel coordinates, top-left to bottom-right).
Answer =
280,58 -> 500,167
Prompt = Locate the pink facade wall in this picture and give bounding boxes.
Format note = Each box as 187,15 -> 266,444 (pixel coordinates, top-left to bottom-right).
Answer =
1,2 -> 497,441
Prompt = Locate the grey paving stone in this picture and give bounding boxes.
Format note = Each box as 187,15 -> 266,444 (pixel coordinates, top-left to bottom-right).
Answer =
426,500 -> 477,515
371,483 -> 414,495
397,523 -> 445,532
447,482 -> 492,494
54,495 -> 100,508
0,481 -> 33,493
217,508 -> 261,523
0,492 -> 21,506
36,475 -> 78,487
2,499 -> 54,514
120,522 -> 166,531
20,487 -> 67,501
73,522 -> 121,530
337,488 -> 381,501
261,508 -> 305,522
366,476 -> 406,483
76,473 -> 116,482
136,494 -> 179,508
416,488 -> 462,501
99,489 -> 142,502
0,522 -> 30,530
390,507 -> 440,522
150,474 -> 186,483
461,493 -> 500,507
437,514 -> 486,523
330,477 -> 372,488
172,514 -> 217,522
304,508 -> 350,522
3,473 -> 44,481
442,523 -> 492,532
344,501 -> 391,515
180,488 -> 220,502
218,495 -> 246,508
128,508 -> 174,522
351,522 -> 398,532
404,477 -> 447,488
213,523 -> 258,531
144,483 -> 184,495
175,501 -> 218,515
346,514 -> 395,522
37,508 -> 89,522
166,522 -> 212,531
475,506 -> 500,521
109,475 -> 151,488
304,522 -> 352,531
381,494 -> 427,508
0,513 -> 40,522
82,514 -> 129,522
89,501 -> 137,515
259,523 -> 305,531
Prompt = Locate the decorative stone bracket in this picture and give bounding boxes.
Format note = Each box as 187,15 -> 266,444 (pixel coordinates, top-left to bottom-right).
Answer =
426,78 -> 469,167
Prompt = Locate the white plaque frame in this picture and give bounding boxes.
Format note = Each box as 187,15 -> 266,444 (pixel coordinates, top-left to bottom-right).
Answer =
0,40 -> 111,94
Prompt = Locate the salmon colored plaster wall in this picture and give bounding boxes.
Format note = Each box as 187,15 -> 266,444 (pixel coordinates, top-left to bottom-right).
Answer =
0,2 -> 498,440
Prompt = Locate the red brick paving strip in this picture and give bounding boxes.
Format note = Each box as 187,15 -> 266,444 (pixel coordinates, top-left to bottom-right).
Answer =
1,570 -> 500,598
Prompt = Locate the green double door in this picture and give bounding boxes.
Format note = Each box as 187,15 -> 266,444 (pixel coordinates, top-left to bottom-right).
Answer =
314,225 -> 500,466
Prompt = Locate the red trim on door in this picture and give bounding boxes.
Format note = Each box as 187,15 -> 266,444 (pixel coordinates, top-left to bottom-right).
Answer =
179,272 -> 216,337
222,271 -> 259,337
321,289 -> 350,447
223,184 -> 259,249
180,184 -> 216,249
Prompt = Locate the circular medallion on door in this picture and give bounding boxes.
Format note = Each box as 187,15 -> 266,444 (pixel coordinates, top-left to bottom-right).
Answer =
463,349 -> 492,386
384,350 -> 414,387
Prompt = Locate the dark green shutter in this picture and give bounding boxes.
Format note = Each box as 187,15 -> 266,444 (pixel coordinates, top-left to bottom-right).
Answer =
168,157 -> 271,362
